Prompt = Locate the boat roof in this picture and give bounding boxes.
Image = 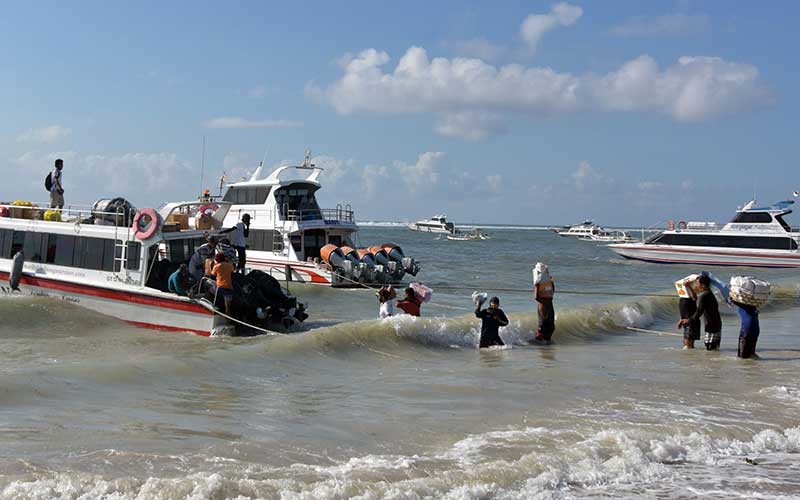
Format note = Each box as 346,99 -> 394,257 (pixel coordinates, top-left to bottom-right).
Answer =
226,151 -> 323,188
738,200 -> 794,214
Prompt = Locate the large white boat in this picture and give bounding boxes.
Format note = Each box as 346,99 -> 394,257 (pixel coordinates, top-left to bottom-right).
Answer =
408,215 -> 455,234
609,200 -> 800,268
220,152 -> 420,286
0,199 -> 307,336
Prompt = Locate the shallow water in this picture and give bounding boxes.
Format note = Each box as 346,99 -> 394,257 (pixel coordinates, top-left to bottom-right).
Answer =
1,227 -> 799,499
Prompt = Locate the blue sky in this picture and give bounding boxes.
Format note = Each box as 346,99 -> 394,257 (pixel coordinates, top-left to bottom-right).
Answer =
1,1 -> 798,226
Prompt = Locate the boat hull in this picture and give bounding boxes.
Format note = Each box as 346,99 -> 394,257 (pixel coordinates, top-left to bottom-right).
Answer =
0,271 -> 215,335
609,244 -> 800,268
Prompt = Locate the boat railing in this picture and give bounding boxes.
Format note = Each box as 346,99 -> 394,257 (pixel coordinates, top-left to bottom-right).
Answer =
225,204 -> 355,226
0,201 -> 136,226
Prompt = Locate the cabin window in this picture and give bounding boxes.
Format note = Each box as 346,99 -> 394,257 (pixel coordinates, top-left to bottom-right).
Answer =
654,233 -> 797,250
0,229 -> 11,258
248,229 -> 280,251
54,235 -> 77,267
329,235 -> 342,246
223,186 -> 271,205
126,242 -> 142,271
23,233 -> 47,263
81,238 -> 105,271
290,235 -> 301,252
731,212 -> 773,224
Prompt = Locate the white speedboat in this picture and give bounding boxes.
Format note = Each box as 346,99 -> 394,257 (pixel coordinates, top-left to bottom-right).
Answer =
578,229 -> 636,243
446,229 -> 490,241
609,200 -> 800,268
556,220 -> 600,238
0,198 -> 307,336
220,151 -> 420,286
409,215 -> 455,234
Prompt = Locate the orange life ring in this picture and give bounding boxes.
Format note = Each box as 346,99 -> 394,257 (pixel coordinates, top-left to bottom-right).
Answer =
677,221 -> 687,230
132,208 -> 161,240
667,220 -> 675,230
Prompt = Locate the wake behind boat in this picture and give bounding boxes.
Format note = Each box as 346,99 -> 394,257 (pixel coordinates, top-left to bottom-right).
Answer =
609,200 -> 800,268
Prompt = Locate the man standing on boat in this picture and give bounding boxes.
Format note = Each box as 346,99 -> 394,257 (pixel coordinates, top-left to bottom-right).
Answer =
48,159 -> 65,209
221,213 -> 250,273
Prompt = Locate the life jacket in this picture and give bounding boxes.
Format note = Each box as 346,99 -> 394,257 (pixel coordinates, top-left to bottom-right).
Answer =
536,281 -> 555,299
397,297 -> 421,316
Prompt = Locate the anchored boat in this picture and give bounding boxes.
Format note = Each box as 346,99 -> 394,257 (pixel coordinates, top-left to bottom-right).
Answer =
0,198 -> 307,336
221,152 -> 420,286
408,215 -> 456,234
609,200 -> 800,268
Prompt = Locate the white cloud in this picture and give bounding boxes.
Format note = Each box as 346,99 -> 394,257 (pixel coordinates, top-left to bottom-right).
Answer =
572,161 -> 603,190
394,151 -> 445,193
434,111 -> 507,141
361,164 -> 391,197
16,125 -> 72,144
203,117 -> 303,129
310,155 -> 356,186
519,2 -> 583,53
611,13 -> 708,37
12,151 -> 197,206
309,46 -> 771,137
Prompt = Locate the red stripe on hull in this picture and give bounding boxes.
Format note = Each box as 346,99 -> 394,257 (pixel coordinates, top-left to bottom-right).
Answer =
612,244 -> 800,260
125,320 -> 211,336
0,271 -> 213,314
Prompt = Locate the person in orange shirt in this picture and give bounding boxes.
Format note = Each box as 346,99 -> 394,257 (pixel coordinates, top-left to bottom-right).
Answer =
211,253 -> 235,315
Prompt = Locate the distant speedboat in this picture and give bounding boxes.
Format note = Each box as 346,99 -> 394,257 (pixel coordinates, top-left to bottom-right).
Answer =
408,215 -> 455,234
556,220 -> 599,238
609,200 -> 800,268
446,229 -> 490,241
578,229 -> 636,243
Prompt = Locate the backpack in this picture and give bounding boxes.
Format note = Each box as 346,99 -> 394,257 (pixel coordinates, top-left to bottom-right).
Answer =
44,172 -> 53,192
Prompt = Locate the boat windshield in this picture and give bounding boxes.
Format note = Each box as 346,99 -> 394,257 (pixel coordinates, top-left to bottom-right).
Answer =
730,212 -> 773,224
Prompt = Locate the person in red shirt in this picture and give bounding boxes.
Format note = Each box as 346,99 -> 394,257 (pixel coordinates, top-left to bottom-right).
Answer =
396,287 -> 421,316
211,253 -> 235,315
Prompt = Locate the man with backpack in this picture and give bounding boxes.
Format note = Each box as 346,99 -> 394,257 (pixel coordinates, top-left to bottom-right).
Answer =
45,159 -> 65,209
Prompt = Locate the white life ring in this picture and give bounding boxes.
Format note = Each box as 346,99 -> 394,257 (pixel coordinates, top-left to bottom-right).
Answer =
666,220 -> 675,230
132,208 -> 161,240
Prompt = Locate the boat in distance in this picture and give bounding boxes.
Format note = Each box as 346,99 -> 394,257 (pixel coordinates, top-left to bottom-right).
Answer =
609,200 -> 800,268
408,215 -> 456,234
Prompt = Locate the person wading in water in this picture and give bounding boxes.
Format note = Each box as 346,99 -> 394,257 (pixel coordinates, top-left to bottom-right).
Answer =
475,296 -> 509,348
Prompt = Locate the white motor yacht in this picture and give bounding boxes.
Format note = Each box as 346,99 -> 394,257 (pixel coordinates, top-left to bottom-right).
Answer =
408,215 -> 456,234
609,200 -> 800,268
220,151 -> 420,286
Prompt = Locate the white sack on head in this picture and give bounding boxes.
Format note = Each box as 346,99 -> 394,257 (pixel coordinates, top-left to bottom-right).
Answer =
472,291 -> 488,307
532,262 -> 551,285
729,276 -> 771,307
410,282 -> 433,303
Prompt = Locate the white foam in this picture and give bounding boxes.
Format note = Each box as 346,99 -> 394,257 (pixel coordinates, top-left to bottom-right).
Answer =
760,386 -> 800,405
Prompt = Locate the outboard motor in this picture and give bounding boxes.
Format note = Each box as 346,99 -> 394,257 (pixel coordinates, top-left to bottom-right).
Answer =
369,245 -> 404,281
340,246 -> 368,283
320,244 -> 358,284
382,243 -> 421,276
92,198 -> 137,226
357,249 -> 386,283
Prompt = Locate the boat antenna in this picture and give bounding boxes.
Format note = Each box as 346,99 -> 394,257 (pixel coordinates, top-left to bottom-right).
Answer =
199,135 -> 206,195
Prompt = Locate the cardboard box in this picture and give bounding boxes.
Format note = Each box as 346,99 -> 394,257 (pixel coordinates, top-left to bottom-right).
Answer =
166,213 -> 189,230
196,215 -> 214,230
674,274 -> 700,298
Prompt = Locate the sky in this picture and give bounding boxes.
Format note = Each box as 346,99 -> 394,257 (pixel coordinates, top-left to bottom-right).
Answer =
1,1 -> 798,226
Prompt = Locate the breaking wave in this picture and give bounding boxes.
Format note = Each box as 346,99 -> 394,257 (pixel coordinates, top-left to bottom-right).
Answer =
3,425 -> 798,499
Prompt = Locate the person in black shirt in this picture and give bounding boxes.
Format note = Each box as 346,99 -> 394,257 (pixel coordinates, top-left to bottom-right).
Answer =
475,296 -> 509,348
678,274 -> 722,350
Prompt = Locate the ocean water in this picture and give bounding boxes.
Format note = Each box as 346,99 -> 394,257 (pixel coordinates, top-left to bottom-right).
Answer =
1,227 -> 799,499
